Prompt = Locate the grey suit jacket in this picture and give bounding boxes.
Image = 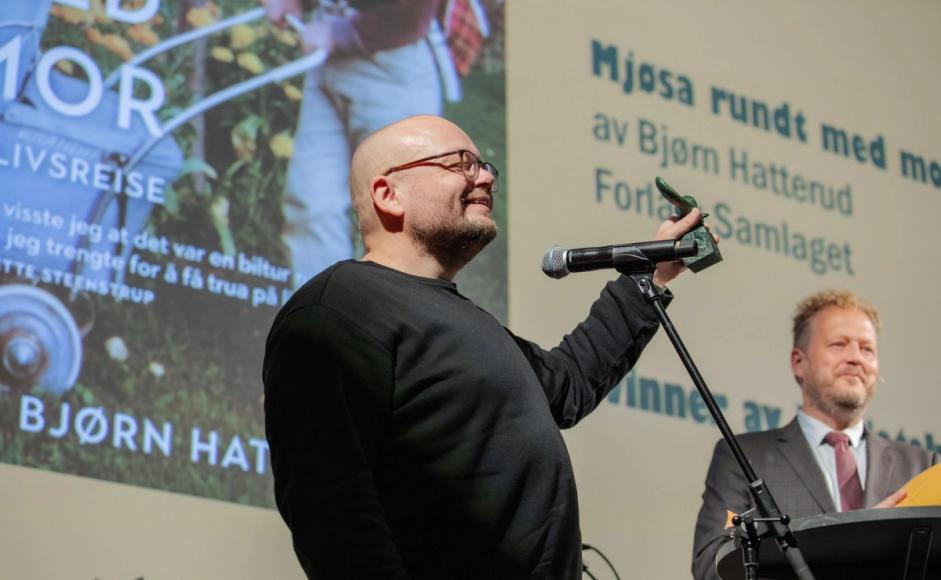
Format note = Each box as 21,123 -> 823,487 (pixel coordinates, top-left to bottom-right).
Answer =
691,417 -> 939,580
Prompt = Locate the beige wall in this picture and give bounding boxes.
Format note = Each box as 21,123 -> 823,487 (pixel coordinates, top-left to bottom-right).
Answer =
2,462 -> 303,579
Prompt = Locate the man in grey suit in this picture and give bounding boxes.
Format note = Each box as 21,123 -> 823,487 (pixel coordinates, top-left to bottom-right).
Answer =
691,290 -> 940,580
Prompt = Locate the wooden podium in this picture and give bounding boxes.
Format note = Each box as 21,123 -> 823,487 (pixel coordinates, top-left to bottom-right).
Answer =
716,507 -> 941,580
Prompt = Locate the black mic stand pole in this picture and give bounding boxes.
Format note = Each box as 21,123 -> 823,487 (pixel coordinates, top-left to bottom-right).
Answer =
612,251 -> 815,580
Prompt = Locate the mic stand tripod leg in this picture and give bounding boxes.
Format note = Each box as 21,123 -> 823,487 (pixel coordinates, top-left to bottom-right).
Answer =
624,271 -> 816,580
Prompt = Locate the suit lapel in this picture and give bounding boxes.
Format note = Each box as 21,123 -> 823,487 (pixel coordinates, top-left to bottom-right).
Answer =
776,418 -> 836,512
863,430 -> 895,506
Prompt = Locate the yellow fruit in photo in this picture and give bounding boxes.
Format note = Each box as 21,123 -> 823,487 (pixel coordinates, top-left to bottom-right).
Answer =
230,24 -> 257,50
86,28 -> 106,45
186,7 -> 216,28
128,24 -> 160,46
282,84 -> 303,101
272,27 -> 298,47
102,34 -> 134,61
90,0 -> 112,24
212,47 -> 234,63
55,6 -> 91,25
55,60 -> 75,75
237,52 -> 265,74
270,132 -> 295,159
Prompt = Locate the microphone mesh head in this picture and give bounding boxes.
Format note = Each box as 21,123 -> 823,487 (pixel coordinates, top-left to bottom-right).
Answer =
541,246 -> 569,279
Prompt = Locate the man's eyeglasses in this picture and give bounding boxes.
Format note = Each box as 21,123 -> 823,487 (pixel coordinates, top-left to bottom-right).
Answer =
383,149 -> 499,194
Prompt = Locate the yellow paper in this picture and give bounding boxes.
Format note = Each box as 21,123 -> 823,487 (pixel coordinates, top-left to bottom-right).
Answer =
724,510 -> 738,529
897,463 -> 941,507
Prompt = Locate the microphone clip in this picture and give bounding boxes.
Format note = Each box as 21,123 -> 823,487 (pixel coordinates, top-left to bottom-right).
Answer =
611,246 -> 656,276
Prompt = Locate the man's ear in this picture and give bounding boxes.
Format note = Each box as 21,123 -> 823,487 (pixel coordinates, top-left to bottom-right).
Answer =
371,176 -> 405,219
791,347 -> 805,386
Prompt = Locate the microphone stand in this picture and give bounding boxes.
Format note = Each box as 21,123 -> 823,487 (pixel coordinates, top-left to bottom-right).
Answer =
612,251 -> 815,580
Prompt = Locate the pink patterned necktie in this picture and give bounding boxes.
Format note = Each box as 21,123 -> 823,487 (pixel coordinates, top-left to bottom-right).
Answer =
824,431 -> 864,511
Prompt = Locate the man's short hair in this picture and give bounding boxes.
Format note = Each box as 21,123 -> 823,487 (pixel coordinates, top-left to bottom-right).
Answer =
792,290 -> 881,350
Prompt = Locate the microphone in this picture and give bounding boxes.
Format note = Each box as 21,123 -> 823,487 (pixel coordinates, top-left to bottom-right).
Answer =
541,239 -> 698,279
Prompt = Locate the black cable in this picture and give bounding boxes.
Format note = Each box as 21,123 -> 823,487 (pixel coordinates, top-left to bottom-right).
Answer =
582,563 -> 599,580
582,543 -> 621,580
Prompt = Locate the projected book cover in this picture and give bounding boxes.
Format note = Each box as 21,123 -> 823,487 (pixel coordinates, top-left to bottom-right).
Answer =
0,0 -> 506,508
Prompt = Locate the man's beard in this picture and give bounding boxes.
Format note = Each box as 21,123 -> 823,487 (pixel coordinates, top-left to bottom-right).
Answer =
804,376 -> 875,426
411,213 -> 498,273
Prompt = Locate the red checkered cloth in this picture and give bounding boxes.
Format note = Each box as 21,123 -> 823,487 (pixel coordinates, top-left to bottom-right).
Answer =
445,0 -> 483,76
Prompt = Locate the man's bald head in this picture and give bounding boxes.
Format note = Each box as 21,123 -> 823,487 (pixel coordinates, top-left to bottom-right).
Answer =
349,116 -> 475,235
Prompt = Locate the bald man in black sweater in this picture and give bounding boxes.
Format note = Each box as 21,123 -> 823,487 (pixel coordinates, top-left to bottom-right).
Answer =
263,115 -> 708,579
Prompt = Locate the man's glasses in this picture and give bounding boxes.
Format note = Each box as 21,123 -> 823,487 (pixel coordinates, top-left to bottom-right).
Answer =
384,149 -> 499,194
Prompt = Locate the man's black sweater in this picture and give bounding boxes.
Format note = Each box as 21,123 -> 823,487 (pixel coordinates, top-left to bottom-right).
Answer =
263,260 -> 665,579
